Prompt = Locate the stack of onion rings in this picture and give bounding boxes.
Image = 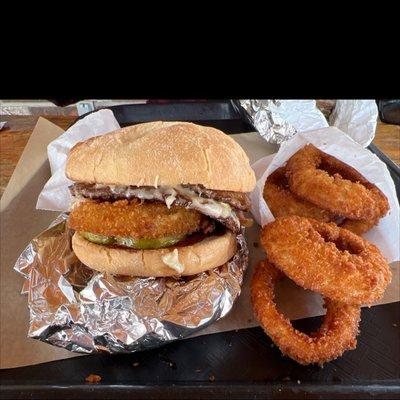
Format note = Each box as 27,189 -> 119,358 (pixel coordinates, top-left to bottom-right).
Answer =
263,145 -> 389,235
251,216 -> 391,365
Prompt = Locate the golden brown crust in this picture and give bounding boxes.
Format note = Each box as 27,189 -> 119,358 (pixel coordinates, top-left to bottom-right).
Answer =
72,230 -> 237,277
285,144 -> 389,221
251,260 -> 361,365
263,166 -> 378,236
339,218 -> 378,235
68,199 -> 202,239
66,121 -> 256,192
260,216 -> 392,305
263,167 -> 335,222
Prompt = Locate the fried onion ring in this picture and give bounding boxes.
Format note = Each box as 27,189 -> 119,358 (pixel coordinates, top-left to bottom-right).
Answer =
263,167 -> 377,235
285,145 -> 389,221
69,199 -> 203,239
339,218 -> 378,235
263,167 -> 335,222
251,260 -> 361,365
260,216 -> 392,305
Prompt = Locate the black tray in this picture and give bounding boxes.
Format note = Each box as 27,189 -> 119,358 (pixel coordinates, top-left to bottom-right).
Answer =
1,101 -> 399,400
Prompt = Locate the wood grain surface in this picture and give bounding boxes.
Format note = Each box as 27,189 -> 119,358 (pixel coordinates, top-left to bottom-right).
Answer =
0,115 -> 399,196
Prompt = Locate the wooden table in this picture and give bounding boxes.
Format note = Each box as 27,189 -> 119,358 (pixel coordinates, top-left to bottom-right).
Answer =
1,115 -> 399,196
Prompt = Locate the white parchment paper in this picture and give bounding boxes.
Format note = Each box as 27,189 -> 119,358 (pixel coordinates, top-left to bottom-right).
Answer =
330,100 -> 378,147
36,109 -> 121,211
249,127 -> 400,263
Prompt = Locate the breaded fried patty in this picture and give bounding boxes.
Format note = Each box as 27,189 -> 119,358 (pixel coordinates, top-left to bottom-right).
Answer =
69,199 -> 203,238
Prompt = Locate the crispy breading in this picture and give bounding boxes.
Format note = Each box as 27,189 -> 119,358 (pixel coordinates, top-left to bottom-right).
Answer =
285,145 -> 389,221
260,216 -> 392,305
263,167 -> 335,222
251,260 -> 361,365
69,199 -> 203,238
263,167 -> 378,235
340,218 -> 378,235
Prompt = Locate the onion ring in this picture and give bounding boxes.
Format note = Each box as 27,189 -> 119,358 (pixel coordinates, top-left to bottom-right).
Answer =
263,167 -> 377,235
251,260 -> 361,365
339,218 -> 378,235
285,145 -> 389,221
260,216 -> 392,305
263,167 -> 335,222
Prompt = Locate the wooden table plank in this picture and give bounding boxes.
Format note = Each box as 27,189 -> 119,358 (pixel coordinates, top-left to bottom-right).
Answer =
0,116 -> 75,196
374,120 -> 400,165
0,115 -> 399,196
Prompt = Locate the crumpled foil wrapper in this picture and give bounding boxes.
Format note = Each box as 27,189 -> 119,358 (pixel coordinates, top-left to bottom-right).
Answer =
238,100 -> 297,144
14,214 -> 248,354
237,99 -> 377,147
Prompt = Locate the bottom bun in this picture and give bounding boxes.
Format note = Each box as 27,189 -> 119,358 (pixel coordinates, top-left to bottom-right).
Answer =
72,231 -> 237,277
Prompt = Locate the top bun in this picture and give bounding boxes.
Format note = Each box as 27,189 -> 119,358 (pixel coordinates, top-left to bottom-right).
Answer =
66,121 -> 256,192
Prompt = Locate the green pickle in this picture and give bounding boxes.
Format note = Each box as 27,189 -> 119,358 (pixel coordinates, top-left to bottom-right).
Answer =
81,232 -> 184,249
115,235 -> 184,249
81,232 -> 115,245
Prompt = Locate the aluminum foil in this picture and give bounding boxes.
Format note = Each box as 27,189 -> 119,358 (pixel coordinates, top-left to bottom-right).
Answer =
239,100 -> 297,144
14,214 -> 248,354
238,99 -> 377,147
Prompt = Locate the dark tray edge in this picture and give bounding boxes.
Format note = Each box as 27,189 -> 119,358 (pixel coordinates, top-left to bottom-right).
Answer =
2,382 -> 400,400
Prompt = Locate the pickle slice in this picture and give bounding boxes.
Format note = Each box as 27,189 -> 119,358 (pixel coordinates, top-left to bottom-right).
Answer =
81,232 -> 184,249
115,235 -> 184,249
81,231 -> 115,245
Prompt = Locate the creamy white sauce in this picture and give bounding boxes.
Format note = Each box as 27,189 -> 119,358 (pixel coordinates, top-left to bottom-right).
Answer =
161,249 -> 184,273
113,186 -> 157,200
106,185 -> 233,219
190,197 -> 231,218
174,187 -> 232,218
165,193 -> 177,209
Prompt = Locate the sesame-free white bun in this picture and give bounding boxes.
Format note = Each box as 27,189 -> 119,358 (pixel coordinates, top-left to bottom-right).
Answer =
72,230 -> 237,277
66,121 -> 255,192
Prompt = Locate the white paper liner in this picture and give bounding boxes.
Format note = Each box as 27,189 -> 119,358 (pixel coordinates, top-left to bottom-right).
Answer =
36,109 -> 121,211
329,100 -> 378,147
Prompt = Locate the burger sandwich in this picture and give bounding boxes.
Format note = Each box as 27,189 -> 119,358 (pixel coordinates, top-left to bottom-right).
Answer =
66,121 -> 256,277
